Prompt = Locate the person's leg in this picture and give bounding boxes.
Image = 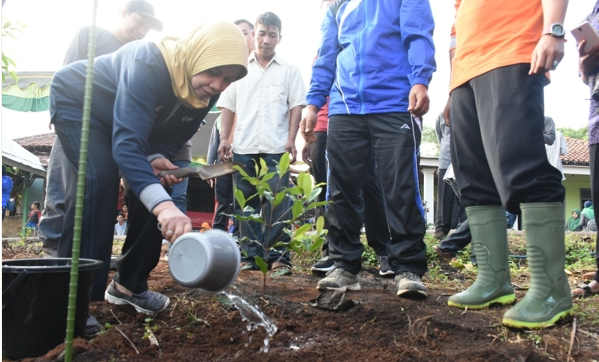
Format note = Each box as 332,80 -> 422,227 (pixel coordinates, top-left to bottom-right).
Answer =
310,131 -> 332,263
39,137 -> 76,257
113,188 -> 164,294
467,64 -> 569,327
591,144 -> 599,287
435,218 -> 472,258
435,168 -> 455,237
449,80 -> 515,308
362,153 -> 390,257
213,172 -> 233,231
170,159 -> 190,214
323,114 -> 370,275
2,207 -> 5,220
53,120 -> 119,302
233,153 -> 264,268
317,114 -> 370,291
370,113 -> 427,297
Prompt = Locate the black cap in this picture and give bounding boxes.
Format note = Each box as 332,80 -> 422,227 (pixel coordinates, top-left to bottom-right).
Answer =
125,0 -> 163,31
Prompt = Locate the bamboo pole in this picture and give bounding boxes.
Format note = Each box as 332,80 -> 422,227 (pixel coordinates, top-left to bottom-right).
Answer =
64,0 -> 98,360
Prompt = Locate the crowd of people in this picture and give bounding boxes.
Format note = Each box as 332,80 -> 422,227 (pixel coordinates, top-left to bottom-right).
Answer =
12,0 -> 597,337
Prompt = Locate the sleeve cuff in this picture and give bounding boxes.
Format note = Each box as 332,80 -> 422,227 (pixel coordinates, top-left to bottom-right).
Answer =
140,183 -> 171,212
410,77 -> 430,88
147,153 -> 165,163
306,95 -> 326,110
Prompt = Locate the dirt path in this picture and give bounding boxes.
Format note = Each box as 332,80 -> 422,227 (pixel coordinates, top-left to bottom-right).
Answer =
8,254 -> 595,362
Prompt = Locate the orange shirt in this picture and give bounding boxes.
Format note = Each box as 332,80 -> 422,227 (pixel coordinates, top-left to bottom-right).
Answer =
450,0 -> 543,91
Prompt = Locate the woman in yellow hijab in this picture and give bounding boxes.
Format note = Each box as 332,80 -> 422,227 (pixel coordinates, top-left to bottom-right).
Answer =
48,21 -> 248,318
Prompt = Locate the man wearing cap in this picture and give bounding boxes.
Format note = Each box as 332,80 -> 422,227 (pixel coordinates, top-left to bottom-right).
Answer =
63,0 -> 163,65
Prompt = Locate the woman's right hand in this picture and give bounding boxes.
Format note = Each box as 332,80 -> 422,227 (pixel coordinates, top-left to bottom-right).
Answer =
153,201 -> 192,242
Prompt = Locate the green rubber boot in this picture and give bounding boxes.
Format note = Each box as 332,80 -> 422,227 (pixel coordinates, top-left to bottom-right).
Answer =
502,203 -> 573,329
448,205 -> 516,309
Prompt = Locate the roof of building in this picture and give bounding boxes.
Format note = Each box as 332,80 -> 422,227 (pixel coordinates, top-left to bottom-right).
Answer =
2,135 -> 46,176
13,132 -> 56,149
561,137 -> 589,167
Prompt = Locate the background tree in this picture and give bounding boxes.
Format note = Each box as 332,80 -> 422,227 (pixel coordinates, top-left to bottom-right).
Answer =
558,127 -> 588,141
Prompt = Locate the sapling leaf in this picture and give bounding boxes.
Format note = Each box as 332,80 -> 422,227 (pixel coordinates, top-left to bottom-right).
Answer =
259,158 -> 268,177
254,256 -> 269,274
308,188 -> 322,202
294,223 -> 312,238
306,201 -> 329,210
232,164 -> 249,178
278,152 -> 290,177
316,216 -> 325,233
261,172 -> 275,182
274,192 -> 286,207
286,186 -> 303,195
263,191 -> 274,205
234,189 -> 246,209
242,205 -> 256,213
292,199 -> 304,219
300,172 -> 312,196
309,238 -> 324,252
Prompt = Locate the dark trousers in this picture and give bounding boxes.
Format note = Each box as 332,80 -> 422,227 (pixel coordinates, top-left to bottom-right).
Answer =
310,131 -> 328,220
114,187 -> 165,294
326,112 -> 427,277
213,172 -> 234,231
590,144 -> 599,283
435,168 -> 458,234
233,153 -> 291,265
361,153 -> 390,256
437,218 -> 477,264
450,64 -> 564,214
53,120 -> 120,301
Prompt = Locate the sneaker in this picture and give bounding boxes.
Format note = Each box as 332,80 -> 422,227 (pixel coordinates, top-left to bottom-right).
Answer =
85,314 -> 102,337
433,245 -> 454,261
311,256 -> 335,273
378,256 -> 394,276
270,261 -> 292,277
240,261 -> 259,271
433,230 -> 446,240
316,267 -> 361,292
105,280 -> 170,315
395,271 -> 427,298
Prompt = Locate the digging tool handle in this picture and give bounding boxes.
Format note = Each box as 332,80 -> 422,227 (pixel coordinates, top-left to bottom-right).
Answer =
2,269 -> 30,310
157,168 -> 198,179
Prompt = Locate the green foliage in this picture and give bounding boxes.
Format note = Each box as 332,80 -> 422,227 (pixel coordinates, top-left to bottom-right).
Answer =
2,17 -> 25,82
232,153 -> 330,294
558,127 -> 588,141
421,126 -> 438,144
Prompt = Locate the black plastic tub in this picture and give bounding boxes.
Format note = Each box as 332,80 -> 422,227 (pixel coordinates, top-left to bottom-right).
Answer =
2,258 -> 103,360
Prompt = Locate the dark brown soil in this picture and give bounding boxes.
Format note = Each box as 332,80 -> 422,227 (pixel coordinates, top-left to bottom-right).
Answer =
4,246 -> 599,362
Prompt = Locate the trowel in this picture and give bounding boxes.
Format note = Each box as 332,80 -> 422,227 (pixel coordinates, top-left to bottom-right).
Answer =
158,162 -> 243,180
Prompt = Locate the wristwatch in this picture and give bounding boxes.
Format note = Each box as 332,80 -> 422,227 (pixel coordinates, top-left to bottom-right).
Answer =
544,23 -> 565,38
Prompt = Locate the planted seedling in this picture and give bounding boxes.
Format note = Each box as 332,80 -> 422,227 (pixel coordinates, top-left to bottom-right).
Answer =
231,152 -> 329,297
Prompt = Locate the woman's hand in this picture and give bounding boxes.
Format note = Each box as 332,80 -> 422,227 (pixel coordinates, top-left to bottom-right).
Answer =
151,157 -> 183,187
153,201 -> 192,242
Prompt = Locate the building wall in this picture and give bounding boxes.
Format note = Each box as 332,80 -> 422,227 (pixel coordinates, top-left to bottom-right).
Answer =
563,173 -> 592,217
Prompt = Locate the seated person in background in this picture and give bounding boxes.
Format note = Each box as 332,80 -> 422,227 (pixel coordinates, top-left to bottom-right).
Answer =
115,212 -> 128,236
566,209 -> 583,232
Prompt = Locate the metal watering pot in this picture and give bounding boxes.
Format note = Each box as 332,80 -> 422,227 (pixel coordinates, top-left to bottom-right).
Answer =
168,229 -> 240,292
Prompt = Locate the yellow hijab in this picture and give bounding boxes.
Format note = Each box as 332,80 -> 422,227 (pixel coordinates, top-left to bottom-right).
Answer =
153,21 -> 249,109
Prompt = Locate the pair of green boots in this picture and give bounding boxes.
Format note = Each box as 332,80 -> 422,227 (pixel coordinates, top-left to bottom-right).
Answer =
448,203 -> 572,329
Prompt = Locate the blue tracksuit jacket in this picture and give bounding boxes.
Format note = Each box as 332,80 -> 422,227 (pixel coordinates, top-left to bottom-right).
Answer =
306,0 -> 436,116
